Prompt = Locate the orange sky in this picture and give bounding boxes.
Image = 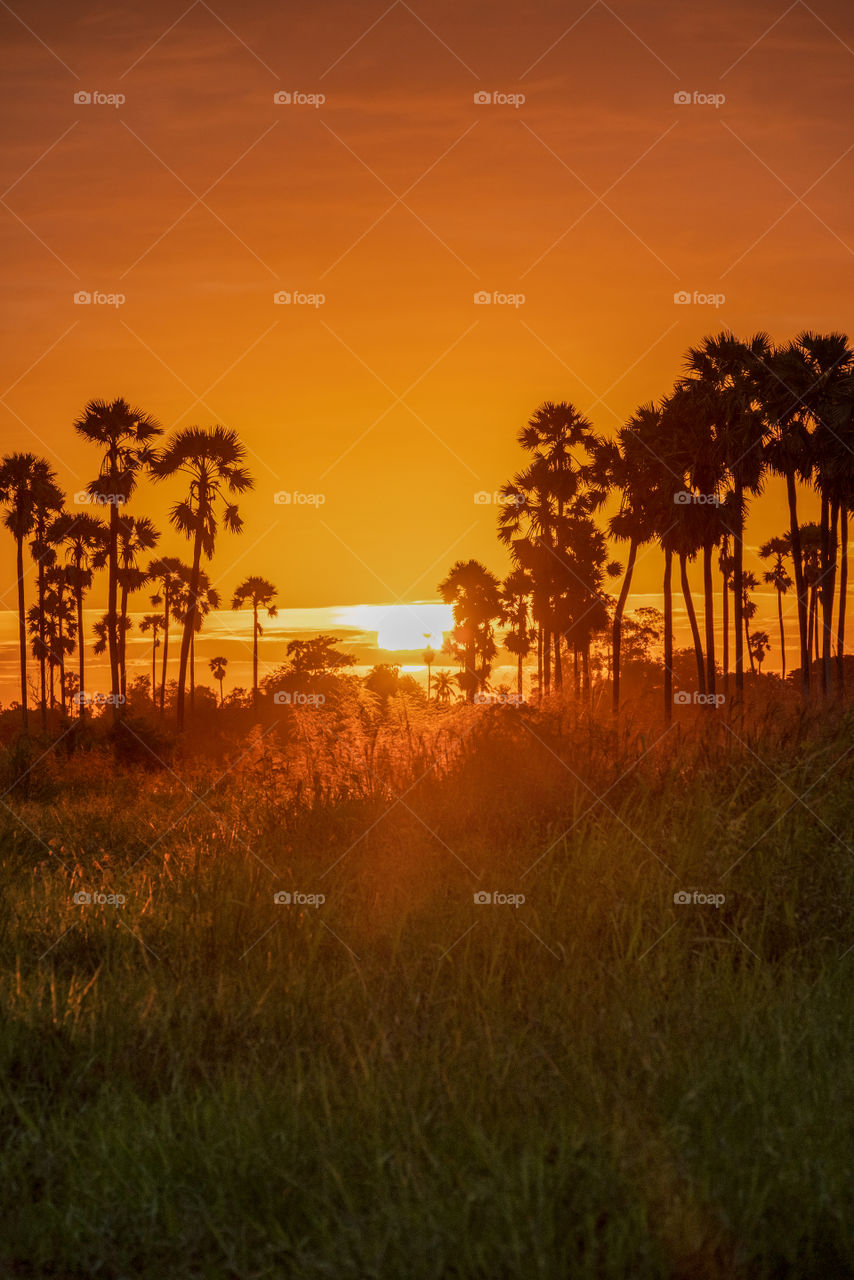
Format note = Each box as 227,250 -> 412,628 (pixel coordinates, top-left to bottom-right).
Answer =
2,0 -> 854,695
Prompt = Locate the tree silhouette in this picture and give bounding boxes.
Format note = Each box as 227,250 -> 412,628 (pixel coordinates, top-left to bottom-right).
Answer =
500,568 -> 534,699
0,454 -> 63,732
421,635 -> 436,701
150,426 -> 252,730
147,557 -> 187,714
27,469 -> 64,727
432,670 -> 455,704
47,511 -> 108,718
140,613 -> 164,707
231,576 -> 277,708
438,560 -> 502,703
759,535 -> 793,681
116,515 -> 159,701
209,655 -> 228,707
73,398 -> 162,718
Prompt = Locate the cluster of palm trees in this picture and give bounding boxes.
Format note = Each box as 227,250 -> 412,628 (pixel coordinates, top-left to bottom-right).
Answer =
0,398 -> 258,734
440,329 -> 854,715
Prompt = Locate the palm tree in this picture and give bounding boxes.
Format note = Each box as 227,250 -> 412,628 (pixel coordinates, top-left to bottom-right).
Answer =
151,427 -> 252,729
739,571 -> 760,674
750,630 -> 771,674
682,332 -> 772,696
432,670 -> 455,704
437,560 -> 502,703
116,514 -> 159,700
174,568 -> 221,710
231,576 -> 277,708
47,511 -> 107,717
209,655 -> 228,707
27,470 -> 64,727
759,535 -> 793,680
139,613 -> 164,707
421,635 -> 436,701
147,557 -> 187,714
73,398 -> 162,715
500,568 -> 534,699
0,453 -> 63,732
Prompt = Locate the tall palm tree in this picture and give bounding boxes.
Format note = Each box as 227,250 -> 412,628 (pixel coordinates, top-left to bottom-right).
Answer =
421,638 -> 436,701
27,471 -> 64,727
682,332 -> 772,696
209,655 -> 228,707
116,514 -> 159,700
759,535 -> 793,681
47,511 -> 107,718
151,427 -> 252,728
500,568 -> 535,699
147,557 -> 187,714
0,453 -> 63,732
437,560 -> 502,703
174,568 -> 221,711
73,398 -> 162,715
140,613 -> 163,707
231,576 -> 277,708
432,670 -> 455,705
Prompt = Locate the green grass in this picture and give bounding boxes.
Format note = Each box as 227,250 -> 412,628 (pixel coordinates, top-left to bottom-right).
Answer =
1,702 -> 854,1278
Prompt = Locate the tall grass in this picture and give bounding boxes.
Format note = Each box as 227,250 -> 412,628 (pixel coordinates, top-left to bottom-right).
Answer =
1,698 -> 853,1277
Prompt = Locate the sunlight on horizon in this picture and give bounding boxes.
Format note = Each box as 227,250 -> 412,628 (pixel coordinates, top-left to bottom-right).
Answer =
336,603 -> 454,652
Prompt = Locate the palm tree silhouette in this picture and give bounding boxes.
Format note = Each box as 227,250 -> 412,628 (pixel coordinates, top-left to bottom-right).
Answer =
140,613 -> 164,707
759,535 -> 793,680
500,568 -> 534,699
209,655 -> 228,707
150,426 -> 252,730
73,398 -> 162,715
432,670 -> 455,704
116,515 -> 159,701
174,567 -> 220,712
0,453 -> 63,732
47,511 -> 107,718
147,556 -> 187,714
421,634 -> 436,701
27,470 -> 64,728
231,576 -> 277,708
438,560 -> 502,703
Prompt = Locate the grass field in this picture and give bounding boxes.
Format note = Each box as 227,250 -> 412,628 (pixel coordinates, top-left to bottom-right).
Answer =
1,699 -> 853,1278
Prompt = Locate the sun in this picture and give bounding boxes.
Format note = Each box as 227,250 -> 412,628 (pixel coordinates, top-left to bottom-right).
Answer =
340,603 -> 453,652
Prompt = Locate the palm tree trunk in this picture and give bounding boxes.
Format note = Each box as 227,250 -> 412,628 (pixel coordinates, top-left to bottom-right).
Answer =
819,493 -> 831,695
16,534 -> 27,733
119,581 -> 129,704
177,531 -> 202,730
822,499 -> 838,696
76,582 -> 85,718
536,625 -> 542,698
703,541 -> 715,695
58,612 -> 66,715
252,601 -> 259,708
37,548 -> 46,731
664,548 -> 673,723
777,588 -> 786,683
680,554 -> 705,694
734,482 -> 744,694
786,470 -> 809,698
721,537 -> 729,695
553,631 -> 562,690
543,626 -> 551,695
190,631 -> 195,712
837,508 -> 848,693
612,536 -> 637,716
151,636 -> 157,707
745,608 -> 755,674
159,600 -> 169,715
516,652 -> 523,699
582,645 -> 590,703
107,500 -> 120,720
219,675 -> 224,707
